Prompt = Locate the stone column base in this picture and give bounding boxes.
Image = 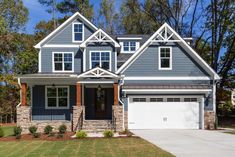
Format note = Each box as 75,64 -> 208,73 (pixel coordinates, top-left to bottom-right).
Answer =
204,111 -> 215,130
72,106 -> 83,131
124,111 -> 128,130
17,106 -> 31,133
113,105 -> 123,132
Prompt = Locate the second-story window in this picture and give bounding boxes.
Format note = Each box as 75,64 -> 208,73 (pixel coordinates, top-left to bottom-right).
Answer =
123,41 -> 136,52
73,23 -> 83,42
53,52 -> 73,72
90,51 -> 110,70
159,47 -> 172,70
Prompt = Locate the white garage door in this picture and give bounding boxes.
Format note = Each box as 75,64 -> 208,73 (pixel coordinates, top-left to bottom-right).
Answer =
128,101 -> 200,129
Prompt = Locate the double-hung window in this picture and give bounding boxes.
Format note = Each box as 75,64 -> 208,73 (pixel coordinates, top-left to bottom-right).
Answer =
46,86 -> 69,109
123,41 -> 136,52
73,23 -> 83,42
159,47 -> 172,70
90,51 -> 111,70
53,52 -> 73,72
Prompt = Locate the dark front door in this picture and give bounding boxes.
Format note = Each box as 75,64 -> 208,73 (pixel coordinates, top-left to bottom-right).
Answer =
95,88 -> 106,118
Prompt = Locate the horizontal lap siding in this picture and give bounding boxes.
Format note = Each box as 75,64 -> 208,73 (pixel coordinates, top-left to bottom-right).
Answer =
123,43 -> 209,77
32,85 -> 76,121
47,19 -> 94,45
41,47 -> 82,73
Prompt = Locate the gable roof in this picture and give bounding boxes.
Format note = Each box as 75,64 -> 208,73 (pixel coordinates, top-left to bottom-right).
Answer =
116,23 -> 220,80
34,12 -> 98,48
80,29 -> 120,48
77,67 -> 119,78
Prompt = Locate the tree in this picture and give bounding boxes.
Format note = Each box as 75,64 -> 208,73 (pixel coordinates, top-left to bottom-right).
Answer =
56,0 -> 94,20
98,0 -> 119,34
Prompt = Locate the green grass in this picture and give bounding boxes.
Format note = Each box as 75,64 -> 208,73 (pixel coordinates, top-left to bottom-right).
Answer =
1,126 -> 14,137
0,138 -> 175,157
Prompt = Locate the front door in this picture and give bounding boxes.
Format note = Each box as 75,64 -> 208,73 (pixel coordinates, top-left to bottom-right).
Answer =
95,88 -> 106,118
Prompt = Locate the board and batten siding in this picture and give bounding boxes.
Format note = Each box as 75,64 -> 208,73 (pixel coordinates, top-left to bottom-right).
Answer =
40,47 -> 82,73
32,85 -> 76,121
85,44 -> 116,72
123,43 -> 209,77
46,19 -> 94,45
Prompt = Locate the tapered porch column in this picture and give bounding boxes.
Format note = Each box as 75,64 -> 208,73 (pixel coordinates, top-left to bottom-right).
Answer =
21,83 -> 27,106
76,83 -> 81,106
114,83 -> 118,106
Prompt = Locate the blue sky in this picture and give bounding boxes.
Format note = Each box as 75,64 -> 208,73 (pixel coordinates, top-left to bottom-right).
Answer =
22,0 -> 121,34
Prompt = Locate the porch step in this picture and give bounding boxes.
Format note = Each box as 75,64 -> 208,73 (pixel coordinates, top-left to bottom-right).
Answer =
82,120 -> 112,132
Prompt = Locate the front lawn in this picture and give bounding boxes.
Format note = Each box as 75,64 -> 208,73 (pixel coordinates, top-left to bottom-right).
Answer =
0,138 -> 174,157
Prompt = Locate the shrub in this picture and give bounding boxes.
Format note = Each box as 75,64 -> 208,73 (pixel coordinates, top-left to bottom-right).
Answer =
33,132 -> 41,138
48,132 -> 55,137
218,101 -> 234,116
58,124 -> 67,134
44,125 -> 53,134
76,130 -> 87,138
28,126 -> 37,134
103,130 -> 114,138
0,127 -> 4,137
14,126 -> 22,139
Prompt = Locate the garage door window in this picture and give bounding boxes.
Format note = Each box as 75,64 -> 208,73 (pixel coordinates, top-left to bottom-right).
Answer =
132,98 -> 146,102
167,98 -> 180,102
184,98 -> 197,102
150,98 -> 163,102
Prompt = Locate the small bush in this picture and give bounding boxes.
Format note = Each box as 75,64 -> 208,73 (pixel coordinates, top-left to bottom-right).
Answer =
103,130 -> 114,138
33,132 -> 41,138
0,127 -> 4,137
76,130 -> 87,138
58,124 -> 67,134
15,134 -> 21,139
14,126 -> 22,136
48,132 -> 55,137
44,125 -> 53,134
28,126 -> 37,134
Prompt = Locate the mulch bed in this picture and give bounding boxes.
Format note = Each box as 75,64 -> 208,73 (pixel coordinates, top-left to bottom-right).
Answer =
0,123 -> 16,127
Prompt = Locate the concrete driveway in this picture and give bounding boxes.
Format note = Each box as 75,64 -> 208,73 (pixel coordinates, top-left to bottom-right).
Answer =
132,130 -> 235,157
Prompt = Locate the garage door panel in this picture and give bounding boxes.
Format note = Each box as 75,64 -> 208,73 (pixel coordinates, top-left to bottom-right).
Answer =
128,102 -> 199,129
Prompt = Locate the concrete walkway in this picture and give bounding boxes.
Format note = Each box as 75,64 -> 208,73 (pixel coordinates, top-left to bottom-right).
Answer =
132,130 -> 235,157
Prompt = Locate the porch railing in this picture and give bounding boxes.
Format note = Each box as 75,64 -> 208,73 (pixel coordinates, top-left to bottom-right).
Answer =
31,107 -> 72,121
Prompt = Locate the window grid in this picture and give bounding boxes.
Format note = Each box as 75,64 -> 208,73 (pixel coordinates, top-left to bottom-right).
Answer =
91,52 -> 110,70
53,52 -> 73,72
46,87 -> 69,109
73,23 -> 83,41
123,41 -> 136,52
184,98 -> 197,102
159,47 -> 171,69
167,98 -> 180,102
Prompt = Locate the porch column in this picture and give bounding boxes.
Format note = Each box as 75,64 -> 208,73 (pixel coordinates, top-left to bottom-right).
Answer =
114,83 -> 118,106
76,83 -> 81,106
21,83 -> 27,106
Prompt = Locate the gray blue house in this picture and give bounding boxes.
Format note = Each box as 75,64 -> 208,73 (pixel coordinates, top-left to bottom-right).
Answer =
17,12 -> 220,133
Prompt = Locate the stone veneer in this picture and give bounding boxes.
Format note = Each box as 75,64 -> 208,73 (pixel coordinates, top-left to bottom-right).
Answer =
17,106 -> 71,134
124,111 -> 128,129
204,111 -> 215,130
113,105 -> 123,132
72,106 -> 83,131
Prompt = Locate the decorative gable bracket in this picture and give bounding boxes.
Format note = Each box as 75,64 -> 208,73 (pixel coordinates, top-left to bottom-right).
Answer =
76,67 -> 120,78
80,29 -> 120,48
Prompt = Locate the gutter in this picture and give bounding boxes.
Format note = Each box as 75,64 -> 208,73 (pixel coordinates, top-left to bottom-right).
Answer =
17,78 -> 21,107
118,75 -> 125,130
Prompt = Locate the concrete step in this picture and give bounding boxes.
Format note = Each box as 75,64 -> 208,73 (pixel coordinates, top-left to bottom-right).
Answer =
81,120 -> 113,132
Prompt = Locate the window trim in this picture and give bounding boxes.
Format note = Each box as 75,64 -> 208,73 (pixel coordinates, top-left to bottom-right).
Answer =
72,22 -> 84,43
89,51 -> 112,71
158,46 -> 172,70
52,52 -> 74,73
45,86 -> 70,109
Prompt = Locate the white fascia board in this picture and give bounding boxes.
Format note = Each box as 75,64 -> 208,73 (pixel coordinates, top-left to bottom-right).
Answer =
116,23 -> 220,80
77,81 -> 114,84
117,37 -> 142,40
124,76 -> 211,80
122,89 -> 212,93
42,44 -> 80,48
34,12 -> 98,48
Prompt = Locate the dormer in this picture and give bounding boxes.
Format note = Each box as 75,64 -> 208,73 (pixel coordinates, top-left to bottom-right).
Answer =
117,37 -> 142,53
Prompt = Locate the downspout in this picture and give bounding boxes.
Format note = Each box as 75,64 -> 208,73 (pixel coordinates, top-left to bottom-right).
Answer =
17,78 -> 21,107
118,75 -> 125,130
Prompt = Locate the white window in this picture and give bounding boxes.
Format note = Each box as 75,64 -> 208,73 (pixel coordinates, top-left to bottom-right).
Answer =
122,41 -> 137,52
184,98 -> 197,102
46,86 -> 69,109
159,47 -> 172,70
90,51 -> 111,70
150,98 -> 163,102
73,22 -> 84,42
133,98 -> 146,102
167,98 -> 180,102
53,52 -> 73,72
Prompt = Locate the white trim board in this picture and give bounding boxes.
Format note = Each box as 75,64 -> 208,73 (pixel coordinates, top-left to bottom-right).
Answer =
34,12 -> 98,48
42,44 -> 80,48
116,23 -> 220,80
117,37 -> 142,40
158,46 -> 172,70
52,52 -> 74,73
124,76 -> 211,80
